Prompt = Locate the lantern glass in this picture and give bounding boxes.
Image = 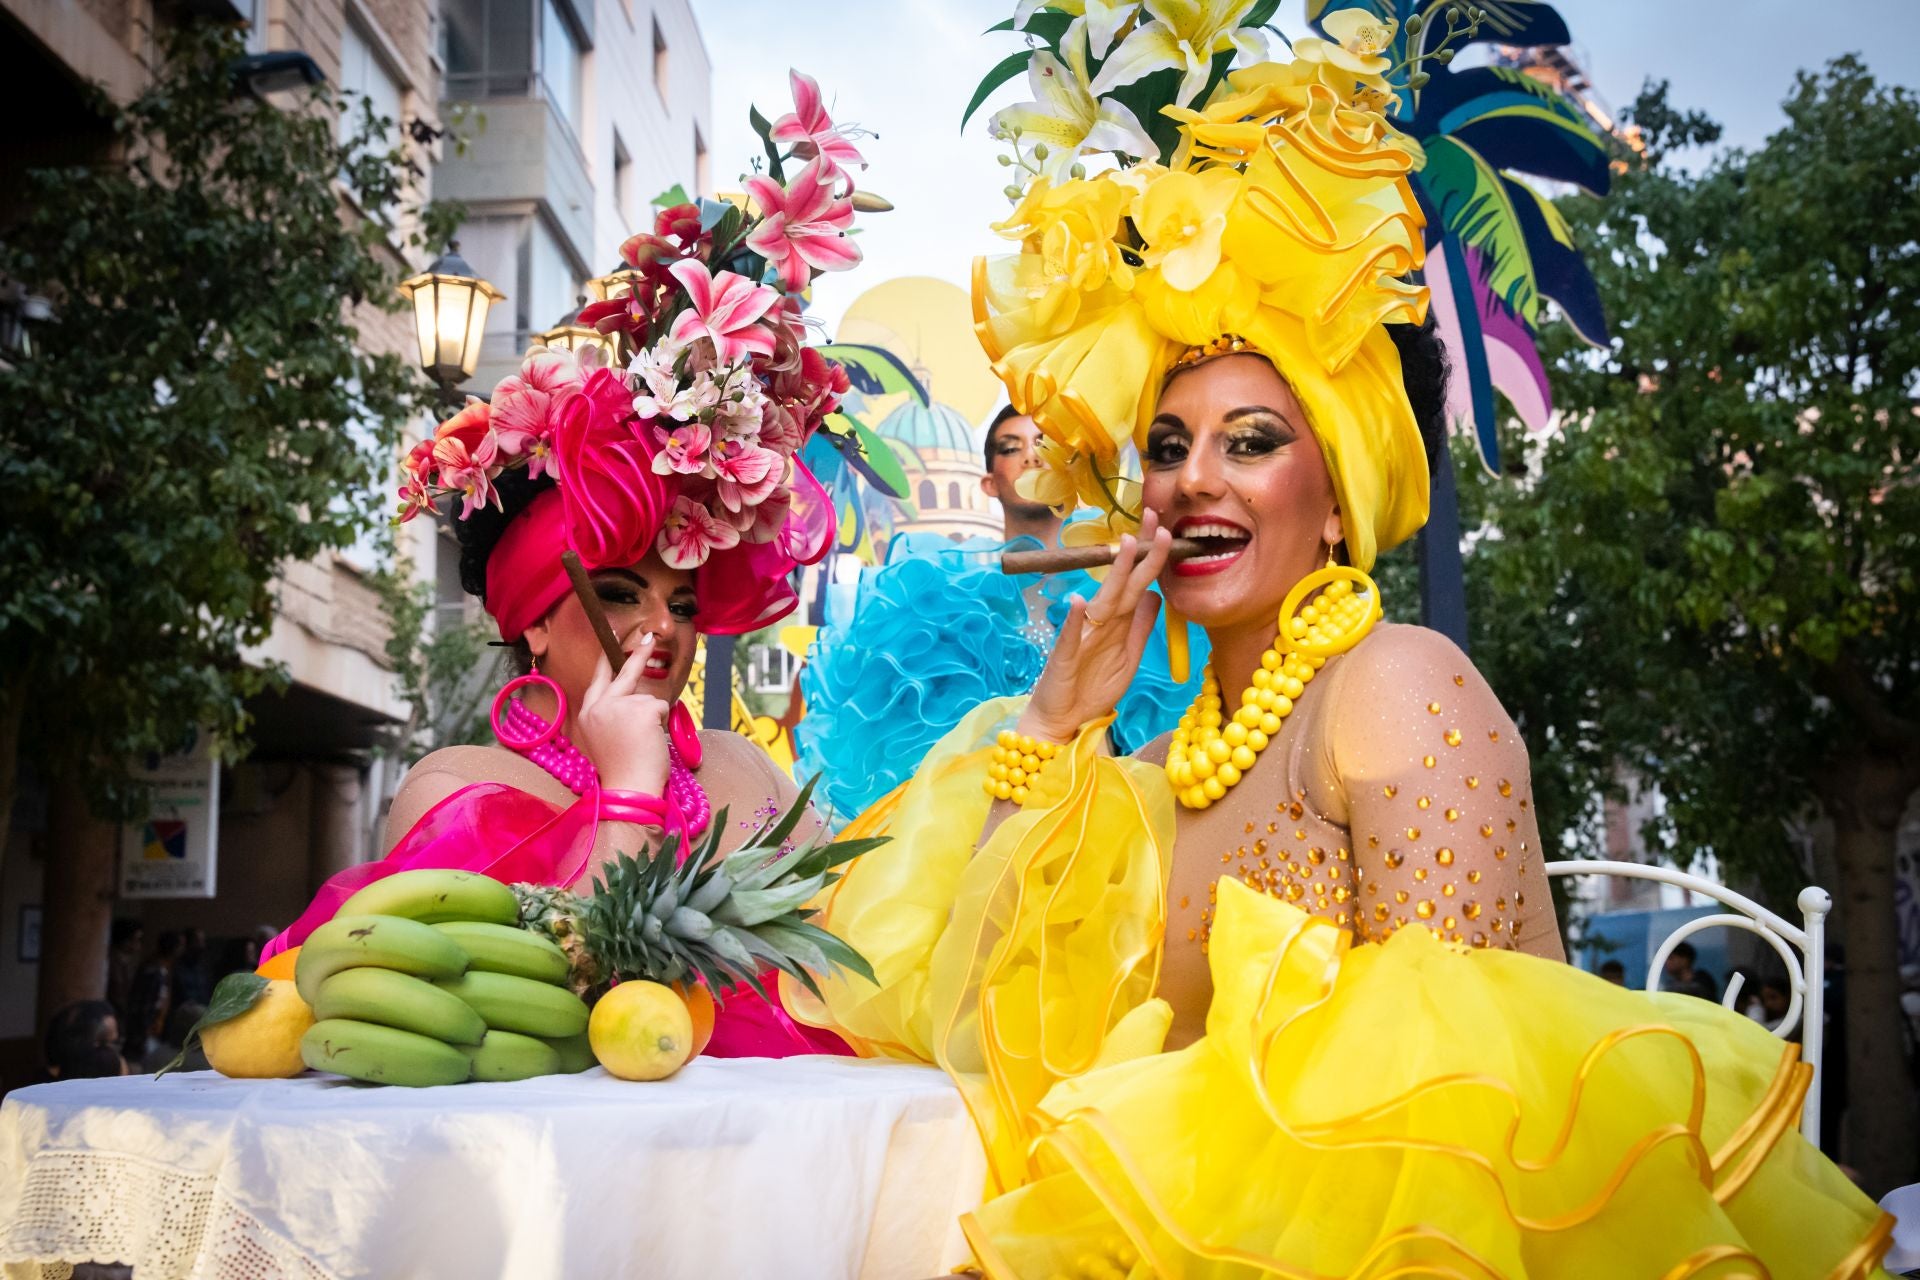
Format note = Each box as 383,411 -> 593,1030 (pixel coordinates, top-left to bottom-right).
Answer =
399,250 -> 504,388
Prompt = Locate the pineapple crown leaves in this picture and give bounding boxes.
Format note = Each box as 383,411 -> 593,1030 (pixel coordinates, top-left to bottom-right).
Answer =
527,774 -> 884,1008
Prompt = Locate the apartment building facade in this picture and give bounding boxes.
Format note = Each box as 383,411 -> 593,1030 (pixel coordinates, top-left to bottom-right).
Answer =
0,0 -> 445,1067
432,0 -> 713,394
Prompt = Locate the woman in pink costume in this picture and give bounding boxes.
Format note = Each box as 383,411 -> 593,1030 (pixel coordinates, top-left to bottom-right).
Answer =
266,70 -> 871,1058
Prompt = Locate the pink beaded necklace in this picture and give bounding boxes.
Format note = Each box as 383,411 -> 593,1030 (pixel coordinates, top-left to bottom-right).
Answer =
498,695 -> 711,839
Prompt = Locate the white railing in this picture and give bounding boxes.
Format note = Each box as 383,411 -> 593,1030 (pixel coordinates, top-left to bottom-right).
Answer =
1544,859 -> 1830,1144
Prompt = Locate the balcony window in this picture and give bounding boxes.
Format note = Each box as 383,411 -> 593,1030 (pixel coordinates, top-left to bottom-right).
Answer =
339,17 -> 404,161
445,0 -> 536,99
539,0 -> 581,131
652,16 -> 668,104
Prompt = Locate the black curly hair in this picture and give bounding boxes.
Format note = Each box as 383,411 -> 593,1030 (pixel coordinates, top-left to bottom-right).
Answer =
1386,312 -> 1452,480
454,467 -> 558,673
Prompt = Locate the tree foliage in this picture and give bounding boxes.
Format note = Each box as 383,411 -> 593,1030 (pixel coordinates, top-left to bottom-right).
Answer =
1471,58 -> 1919,881
0,25 -> 448,815
1455,59 -> 1920,1189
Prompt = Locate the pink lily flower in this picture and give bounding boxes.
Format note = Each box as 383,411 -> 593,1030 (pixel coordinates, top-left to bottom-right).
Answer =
743,483 -> 793,543
651,420 -> 713,476
710,436 -> 784,513
658,494 -> 742,569
743,159 -> 862,293
491,346 -> 584,479
433,436 -> 501,519
666,259 -> 778,366
770,71 -> 866,186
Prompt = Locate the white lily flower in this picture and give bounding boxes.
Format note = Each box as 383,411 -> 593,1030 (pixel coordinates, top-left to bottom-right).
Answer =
1012,0 -> 1141,57
1089,0 -> 1267,106
990,18 -> 1160,176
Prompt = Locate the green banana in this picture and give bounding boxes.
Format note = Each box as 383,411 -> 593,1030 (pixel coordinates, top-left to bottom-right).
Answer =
295,914 -> 469,1005
544,1032 -> 598,1074
338,868 -> 521,926
437,970 -> 590,1038
301,1018 -> 471,1087
431,920 -> 570,985
464,1029 -> 563,1082
312,967 -> 486,1046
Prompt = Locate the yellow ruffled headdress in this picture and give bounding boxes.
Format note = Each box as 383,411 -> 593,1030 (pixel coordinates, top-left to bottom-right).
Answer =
973,10 -> 1431,572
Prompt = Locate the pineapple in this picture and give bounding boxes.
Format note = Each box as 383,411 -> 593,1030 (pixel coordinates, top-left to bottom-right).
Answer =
513,775 -> 880,1005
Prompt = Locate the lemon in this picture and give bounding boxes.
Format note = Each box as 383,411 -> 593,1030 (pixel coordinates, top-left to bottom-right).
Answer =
589,980 -> 693,1081
203,978 -> 314,1078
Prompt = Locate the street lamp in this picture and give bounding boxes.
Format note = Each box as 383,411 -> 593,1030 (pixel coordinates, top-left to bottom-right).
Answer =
584,263 -> 650,365
534,296 -> 615,364
398,243 -> 504,400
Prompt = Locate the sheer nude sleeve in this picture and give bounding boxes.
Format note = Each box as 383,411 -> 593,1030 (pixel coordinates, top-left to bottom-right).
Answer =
1315,625 -> 1564,958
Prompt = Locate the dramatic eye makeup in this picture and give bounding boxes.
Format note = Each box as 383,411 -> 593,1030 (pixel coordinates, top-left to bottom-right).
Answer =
592,571 -> 698,623
1145,407 -> 1296,468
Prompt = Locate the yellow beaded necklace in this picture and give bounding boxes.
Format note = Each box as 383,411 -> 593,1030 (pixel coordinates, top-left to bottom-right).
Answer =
1166,565 -> 1382,810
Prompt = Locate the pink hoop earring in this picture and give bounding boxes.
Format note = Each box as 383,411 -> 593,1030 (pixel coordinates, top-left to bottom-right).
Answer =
492,671 -> 567,751
669,700 -> 703,769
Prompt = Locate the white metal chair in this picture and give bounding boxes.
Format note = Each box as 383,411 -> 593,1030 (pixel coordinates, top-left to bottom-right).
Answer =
1544,859 -> 1831,1144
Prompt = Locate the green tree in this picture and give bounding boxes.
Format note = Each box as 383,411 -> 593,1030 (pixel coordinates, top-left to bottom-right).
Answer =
1463,60 -> 1920,1192
0,26 -> 446,1022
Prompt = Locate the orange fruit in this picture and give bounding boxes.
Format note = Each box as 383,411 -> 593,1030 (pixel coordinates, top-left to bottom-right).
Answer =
675,983 -> 715,1058
256,946 -> 299,981
589,980 -> 693,1081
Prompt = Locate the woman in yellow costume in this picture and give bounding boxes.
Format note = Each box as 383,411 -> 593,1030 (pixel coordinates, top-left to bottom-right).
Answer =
786,9 -> 1895,1277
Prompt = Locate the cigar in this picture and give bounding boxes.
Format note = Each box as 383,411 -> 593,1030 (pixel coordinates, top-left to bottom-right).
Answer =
1002,537 -> 1207,576
560,550 -> 628,673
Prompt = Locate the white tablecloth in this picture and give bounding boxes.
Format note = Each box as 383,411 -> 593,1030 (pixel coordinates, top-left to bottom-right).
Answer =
0,1057 -> 985,1280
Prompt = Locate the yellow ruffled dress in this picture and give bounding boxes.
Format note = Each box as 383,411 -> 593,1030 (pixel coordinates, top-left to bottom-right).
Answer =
786,698 -> 1894,1279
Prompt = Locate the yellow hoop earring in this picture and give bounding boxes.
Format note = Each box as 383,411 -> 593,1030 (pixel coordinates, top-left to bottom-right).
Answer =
1275,565 -> 1382,661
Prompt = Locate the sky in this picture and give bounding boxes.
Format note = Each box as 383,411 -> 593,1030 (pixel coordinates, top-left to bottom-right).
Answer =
688,0 -> 1920,343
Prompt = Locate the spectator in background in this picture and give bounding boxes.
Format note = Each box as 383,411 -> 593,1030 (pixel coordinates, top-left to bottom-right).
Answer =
174,927 -> 212,1006
142,1001 -> 208,1073
1598,960 -> 1627,986
1659,941 -> 1719,1002
104,919 -> 143,1053
44,1000 -> 128,1081
127,930 -> 184,1060
1758,977 -> 1795,1035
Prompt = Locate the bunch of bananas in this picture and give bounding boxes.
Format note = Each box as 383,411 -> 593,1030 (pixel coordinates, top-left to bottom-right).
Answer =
296,869 -> 596,1087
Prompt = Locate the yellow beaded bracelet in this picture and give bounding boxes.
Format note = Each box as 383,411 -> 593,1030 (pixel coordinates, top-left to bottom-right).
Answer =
982,729 -> 1061,807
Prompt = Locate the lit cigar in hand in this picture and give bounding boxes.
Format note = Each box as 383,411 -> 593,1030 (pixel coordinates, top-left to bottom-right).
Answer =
1001,537 -> 1206,576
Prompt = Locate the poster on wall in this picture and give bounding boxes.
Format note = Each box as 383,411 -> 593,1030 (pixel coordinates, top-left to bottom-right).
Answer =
118,731 -> 220,900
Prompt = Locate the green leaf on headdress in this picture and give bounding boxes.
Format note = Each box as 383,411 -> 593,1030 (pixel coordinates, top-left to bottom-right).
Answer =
963,49 -> 1035,132
651,183 -> 692,209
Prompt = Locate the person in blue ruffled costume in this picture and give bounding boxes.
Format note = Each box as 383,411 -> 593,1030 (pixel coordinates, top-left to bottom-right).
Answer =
796,408 -> 1207,823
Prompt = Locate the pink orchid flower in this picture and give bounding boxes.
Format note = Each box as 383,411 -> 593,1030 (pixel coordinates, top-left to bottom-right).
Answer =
651,420 -> 713,476
770,71 -> 866,186
491,346 -> 584,479
658,494 -> 742,569
743,159 -> 862,293
710,436 -> 785,513
666,258 -> 778,366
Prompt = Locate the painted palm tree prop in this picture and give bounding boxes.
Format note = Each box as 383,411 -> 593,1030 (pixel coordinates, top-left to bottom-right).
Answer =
803,341 -> 928,559
1306,0 -> 1611,472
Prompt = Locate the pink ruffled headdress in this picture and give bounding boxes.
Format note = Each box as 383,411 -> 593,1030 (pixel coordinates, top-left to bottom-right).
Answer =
396,70 -> 867,640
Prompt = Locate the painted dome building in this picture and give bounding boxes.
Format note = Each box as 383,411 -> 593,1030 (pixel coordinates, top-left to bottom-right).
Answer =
874,398 -> 1000,547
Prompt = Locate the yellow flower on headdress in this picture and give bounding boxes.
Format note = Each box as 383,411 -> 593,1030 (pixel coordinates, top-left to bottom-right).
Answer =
1135,167 -> 1238,291
1291,9 -> 1398,107
1294,8 -> 1396,74
992,175 -> 1138,305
